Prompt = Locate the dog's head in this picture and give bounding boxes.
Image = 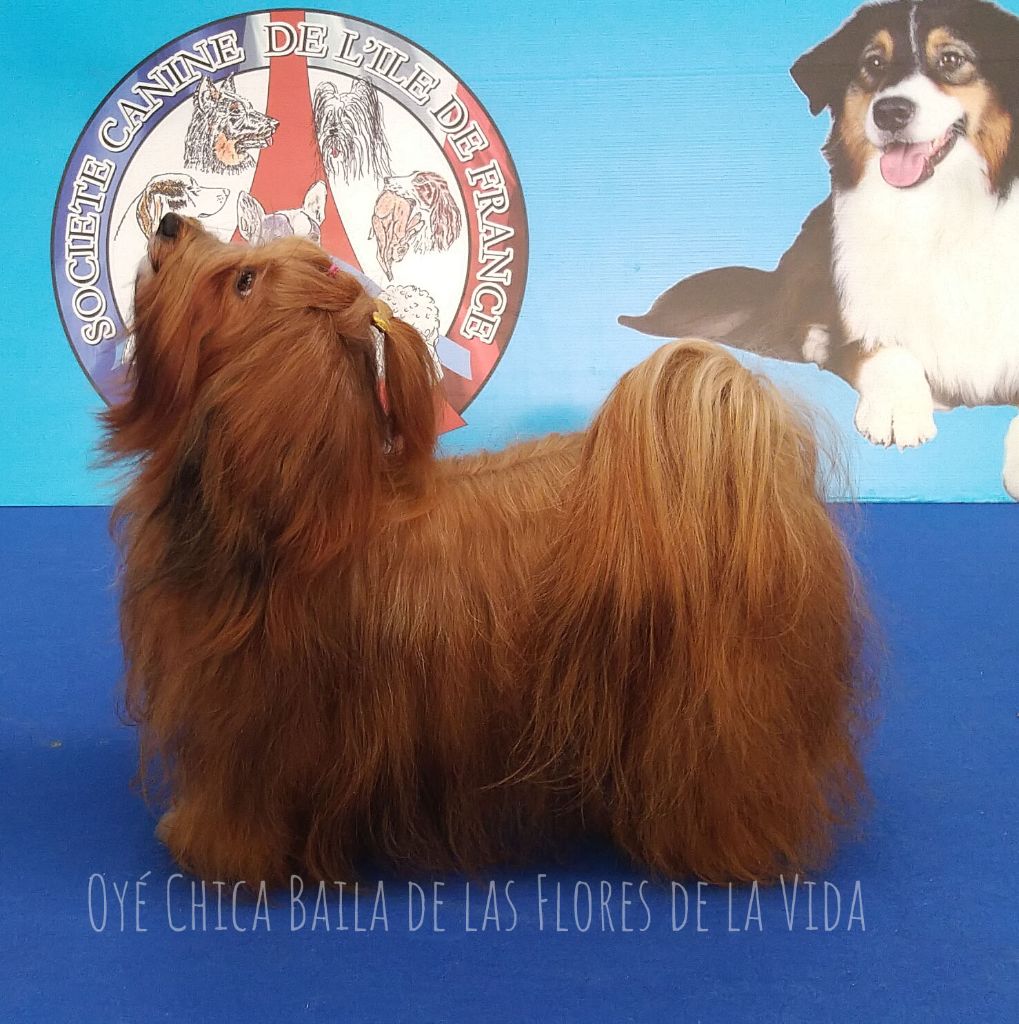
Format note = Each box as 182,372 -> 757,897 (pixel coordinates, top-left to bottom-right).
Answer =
236,182 -> 326,247
192,75 -> 279,158
312,78 -> 389,183
106,215 -> 440,567
382,172 -> 462,250
792,0 -> 1019,193
135,174 -> 228,238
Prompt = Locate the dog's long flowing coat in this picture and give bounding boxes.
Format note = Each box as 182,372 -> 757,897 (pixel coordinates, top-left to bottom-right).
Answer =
104,216 -> 870,886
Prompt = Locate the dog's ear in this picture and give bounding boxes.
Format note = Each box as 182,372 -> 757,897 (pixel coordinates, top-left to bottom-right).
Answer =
381,318 -> 441,479
194,76 -> 219,112
967,1 -> 1019,111
136,186 -> 166,238
312,81 -> 336,125
791,13 -> 868,116
303,181 -> 327,225
426,179 -> 462,251
103,264 -> 224,458
236,192 -> 265,245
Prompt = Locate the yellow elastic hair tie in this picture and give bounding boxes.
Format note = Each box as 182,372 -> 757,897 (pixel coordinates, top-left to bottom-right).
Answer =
372,299 -> 394,335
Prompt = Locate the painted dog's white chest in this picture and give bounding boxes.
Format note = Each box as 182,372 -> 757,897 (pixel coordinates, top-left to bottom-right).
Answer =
833,151 -> 1019,407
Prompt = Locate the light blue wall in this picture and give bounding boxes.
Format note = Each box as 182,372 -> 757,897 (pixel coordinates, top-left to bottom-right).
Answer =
7,0 -> 1018,503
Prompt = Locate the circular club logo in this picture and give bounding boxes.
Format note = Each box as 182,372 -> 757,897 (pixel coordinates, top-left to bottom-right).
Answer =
52,9 -> 528,431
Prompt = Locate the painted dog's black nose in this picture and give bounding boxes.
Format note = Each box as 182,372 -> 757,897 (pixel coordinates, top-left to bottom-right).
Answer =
873,96 -> 916,132
157,212 -> 181,240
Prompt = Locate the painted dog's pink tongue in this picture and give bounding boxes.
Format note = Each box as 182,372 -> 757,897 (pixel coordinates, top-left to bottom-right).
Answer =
880,142 -> 929,187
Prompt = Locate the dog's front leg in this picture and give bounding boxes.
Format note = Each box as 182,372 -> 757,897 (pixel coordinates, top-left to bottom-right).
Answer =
156,795 -> 289,887
850,345 -> 937,449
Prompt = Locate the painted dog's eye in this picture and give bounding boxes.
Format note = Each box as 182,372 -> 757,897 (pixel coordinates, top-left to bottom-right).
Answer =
939,51 -> 966,71
236,269 -> 256,296
862,53 -> 885,74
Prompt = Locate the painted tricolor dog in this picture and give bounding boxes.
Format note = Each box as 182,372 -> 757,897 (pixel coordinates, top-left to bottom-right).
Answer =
621,0 -> 1019,498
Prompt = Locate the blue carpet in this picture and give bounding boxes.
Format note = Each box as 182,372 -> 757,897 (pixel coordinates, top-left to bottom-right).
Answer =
1,506 -> 1016,1022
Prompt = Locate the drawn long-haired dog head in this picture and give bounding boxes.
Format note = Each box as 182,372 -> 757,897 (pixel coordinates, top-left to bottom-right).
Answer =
313,77 -> 393,184
387,171 -> 462,252
109,213 -> 439,569
370,171 -> 463,278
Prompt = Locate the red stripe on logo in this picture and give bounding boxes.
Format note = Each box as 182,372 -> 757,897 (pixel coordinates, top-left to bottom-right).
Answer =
242,10 -> 359,269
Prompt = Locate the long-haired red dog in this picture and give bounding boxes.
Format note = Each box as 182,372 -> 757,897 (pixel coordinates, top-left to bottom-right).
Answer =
104,212 -> 870,887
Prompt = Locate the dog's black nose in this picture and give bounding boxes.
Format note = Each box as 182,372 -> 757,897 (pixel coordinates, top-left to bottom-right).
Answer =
873,96 -> 916,132
157,212 -> 181,240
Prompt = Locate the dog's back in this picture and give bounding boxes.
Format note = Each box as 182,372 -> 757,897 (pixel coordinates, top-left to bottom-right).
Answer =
315,343 -> 868,881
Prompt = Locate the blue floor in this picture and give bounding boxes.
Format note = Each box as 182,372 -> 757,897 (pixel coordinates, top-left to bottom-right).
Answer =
1,505 -> 1016,1022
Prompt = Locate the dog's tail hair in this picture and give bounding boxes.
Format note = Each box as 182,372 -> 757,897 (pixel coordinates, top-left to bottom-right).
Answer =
525,340 -> 871,882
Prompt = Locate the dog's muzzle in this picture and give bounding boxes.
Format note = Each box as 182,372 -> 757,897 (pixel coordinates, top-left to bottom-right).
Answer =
872,96 -> 916,133
157,212 -> 182,240
141,212 -> 183,279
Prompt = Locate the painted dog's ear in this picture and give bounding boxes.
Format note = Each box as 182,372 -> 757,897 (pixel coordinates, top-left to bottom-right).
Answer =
194,76 -> 219,112
967,1 -> 1019,110
303,181 -> 327,225
236,192 -> 266,245
791,12 -> 868,116
136,187 -> 166,238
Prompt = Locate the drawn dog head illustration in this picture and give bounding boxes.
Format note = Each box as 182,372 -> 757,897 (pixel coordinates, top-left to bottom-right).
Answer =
112,173 -> 229,367
792,0 -> 1019,193
377,284 -> 444,379
370,172 -> 463,279
313,77 -> 393,184
184,75 -> 279,176
237,182 -> 327,246
116,173 -> 229,240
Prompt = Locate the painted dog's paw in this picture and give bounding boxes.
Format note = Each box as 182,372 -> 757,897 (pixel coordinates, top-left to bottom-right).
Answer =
854,395 -> 937,449
1003,415 -> 1019,500
852,346 -> 937,450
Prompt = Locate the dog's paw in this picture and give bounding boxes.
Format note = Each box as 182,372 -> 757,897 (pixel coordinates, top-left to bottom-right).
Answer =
155,808 -> 202,876
801,325 -> 831,366
155,809 -> 175,843
854,395 -> 937,449
1004,415 -> 1019,500
852,347 -> 937,449
155,802 -> 287,884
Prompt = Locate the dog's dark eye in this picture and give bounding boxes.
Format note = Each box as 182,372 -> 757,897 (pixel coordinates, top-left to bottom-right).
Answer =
236,269 -> 256,296
938,51 -> 966,71
862,54 -> 885,74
